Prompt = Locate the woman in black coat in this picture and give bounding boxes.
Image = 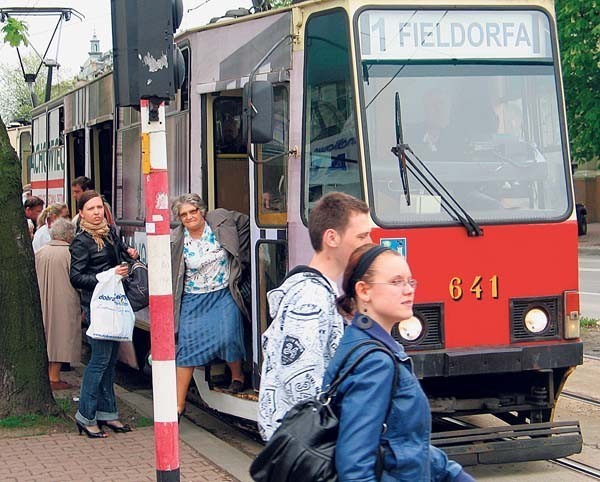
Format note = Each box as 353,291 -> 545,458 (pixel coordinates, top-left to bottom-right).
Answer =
70,190 -> 138,438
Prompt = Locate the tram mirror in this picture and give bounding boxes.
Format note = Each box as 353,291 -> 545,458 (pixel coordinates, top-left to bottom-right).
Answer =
243,80 -> 273,144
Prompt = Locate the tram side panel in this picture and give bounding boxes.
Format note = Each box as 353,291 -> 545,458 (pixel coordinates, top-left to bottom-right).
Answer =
31,105 -> 66,204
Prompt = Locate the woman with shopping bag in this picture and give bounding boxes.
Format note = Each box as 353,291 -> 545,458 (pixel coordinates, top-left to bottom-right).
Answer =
69,190 -> 138,438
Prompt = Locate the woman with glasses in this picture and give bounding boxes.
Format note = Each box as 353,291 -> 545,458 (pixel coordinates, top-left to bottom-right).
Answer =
322,244 -> 474,482
171,194 -> 250,418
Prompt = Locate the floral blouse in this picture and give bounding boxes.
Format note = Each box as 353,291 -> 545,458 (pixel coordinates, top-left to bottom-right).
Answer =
183,224 -> 230,294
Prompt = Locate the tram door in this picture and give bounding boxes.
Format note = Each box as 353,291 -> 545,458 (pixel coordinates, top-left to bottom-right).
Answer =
249,85 -> 290,389
208,87 -> 290,390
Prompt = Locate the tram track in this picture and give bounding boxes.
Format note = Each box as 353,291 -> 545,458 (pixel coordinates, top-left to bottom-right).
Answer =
561,391 -> 600,408
584,354 -> 600,362
551,458 -> 600,480
557,363 -> 600,480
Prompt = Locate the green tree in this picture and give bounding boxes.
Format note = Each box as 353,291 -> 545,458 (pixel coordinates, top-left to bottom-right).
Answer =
556,0 -> 600,166
0,55 -> 75,123
0,19 -> 56,417
269,0 -> 293,8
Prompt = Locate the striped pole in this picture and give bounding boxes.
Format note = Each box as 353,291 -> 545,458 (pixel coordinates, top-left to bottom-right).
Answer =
141,98 -> 180,482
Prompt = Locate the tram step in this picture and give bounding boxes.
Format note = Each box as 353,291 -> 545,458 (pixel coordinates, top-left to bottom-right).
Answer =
431,420 -> 582,465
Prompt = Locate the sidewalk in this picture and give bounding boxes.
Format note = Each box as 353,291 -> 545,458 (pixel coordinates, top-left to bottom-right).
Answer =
0,366 -> 252,482
579,222 -> 600,256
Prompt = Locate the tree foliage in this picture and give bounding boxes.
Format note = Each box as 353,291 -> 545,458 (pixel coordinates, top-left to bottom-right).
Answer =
0,55 -> 75,123
556,0 -> 600,165
269,0 -> 293,8
1,18 -> 29,48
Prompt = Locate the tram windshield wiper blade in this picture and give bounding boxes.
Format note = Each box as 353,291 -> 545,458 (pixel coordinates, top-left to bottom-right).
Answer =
390,92 -> 411,206
390,92 -> 483,237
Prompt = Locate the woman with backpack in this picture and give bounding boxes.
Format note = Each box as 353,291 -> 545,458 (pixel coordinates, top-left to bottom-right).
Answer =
323,244 -> 475,481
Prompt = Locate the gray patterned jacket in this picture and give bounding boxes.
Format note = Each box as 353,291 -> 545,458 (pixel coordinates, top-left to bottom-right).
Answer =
258,268 -> 344,441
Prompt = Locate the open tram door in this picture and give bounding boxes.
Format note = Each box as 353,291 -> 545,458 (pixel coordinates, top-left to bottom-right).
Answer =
191,84 -> 289,419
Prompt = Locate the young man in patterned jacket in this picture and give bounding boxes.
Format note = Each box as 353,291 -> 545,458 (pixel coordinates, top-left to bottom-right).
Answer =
258,192 -> 372,440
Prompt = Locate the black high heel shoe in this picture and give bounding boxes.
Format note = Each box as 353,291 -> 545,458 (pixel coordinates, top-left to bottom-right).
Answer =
177,408 -> 186,423
98,420 -> 132,433
76,421 -> 108,438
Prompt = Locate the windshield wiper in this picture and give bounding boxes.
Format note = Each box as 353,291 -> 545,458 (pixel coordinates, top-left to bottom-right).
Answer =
390,92 -> 483,237
391,92 -> 411,206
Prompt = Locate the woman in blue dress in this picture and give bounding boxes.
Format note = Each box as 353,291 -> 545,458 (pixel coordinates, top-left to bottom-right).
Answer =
171,194 -> 250,417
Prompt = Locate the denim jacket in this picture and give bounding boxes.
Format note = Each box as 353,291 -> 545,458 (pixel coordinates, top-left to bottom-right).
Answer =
322,314 -> 464,482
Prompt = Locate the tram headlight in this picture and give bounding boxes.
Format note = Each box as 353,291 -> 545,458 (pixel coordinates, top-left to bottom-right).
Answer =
524,308 -> 549,334
398,316 -> 424,342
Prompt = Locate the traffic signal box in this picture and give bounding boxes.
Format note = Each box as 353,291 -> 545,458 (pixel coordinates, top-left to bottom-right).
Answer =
111,0 -> 185,107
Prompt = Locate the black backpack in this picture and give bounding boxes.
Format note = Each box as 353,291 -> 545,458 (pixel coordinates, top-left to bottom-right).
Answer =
250,340 -> 397,482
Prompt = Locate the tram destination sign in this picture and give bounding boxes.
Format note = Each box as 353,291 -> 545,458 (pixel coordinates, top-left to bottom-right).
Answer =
359,10 -> 552,61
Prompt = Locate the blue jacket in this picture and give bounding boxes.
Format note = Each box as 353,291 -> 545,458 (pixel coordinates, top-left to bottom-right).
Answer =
322,315 -> 464,482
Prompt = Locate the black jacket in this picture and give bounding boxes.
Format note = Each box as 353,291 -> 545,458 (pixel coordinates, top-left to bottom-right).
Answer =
69,228 -> 129,307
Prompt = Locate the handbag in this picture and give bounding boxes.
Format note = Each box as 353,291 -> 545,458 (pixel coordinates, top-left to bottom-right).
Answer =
87,268 -> 135,341
122,260 -> 149,312
250,340 -> 398,482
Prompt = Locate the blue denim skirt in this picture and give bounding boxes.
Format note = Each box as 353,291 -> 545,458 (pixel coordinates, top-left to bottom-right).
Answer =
176,287 -> 245,367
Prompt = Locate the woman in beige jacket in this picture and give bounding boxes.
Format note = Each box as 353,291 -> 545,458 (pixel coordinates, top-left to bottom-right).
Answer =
35,218 -> 81,391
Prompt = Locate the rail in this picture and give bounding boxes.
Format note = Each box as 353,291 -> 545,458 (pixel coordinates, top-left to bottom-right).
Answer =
552,458 -> 600,480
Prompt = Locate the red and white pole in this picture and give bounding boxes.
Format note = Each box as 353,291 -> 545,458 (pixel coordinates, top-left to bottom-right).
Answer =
141,98 -> 180,482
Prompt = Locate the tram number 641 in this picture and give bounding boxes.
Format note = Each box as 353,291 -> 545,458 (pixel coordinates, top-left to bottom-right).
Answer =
449,276 -> 499,301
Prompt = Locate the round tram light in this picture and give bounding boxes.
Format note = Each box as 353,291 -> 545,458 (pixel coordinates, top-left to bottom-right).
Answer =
524,308 -> 549,334
398,316 -> 424,342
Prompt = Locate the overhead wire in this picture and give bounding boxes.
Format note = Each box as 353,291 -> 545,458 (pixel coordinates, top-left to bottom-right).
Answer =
187,0 -> 215,13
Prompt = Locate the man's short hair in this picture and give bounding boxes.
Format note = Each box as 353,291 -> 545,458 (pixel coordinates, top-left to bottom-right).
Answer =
308,192 -> 369,252
71,176 -> 93,191
24,196 -> 44,209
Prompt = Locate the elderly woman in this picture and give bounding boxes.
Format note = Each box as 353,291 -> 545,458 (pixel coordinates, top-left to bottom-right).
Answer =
70,190 -> 138,438
171,193 -> 250,417
33,203 -> 69,252
323,244 -> 474,482
35,218 -> 81,391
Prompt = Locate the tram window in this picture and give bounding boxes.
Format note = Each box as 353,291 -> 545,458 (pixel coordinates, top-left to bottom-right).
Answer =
180,47 -> 190,111
302,9 -> 362,219
257,86 -> 288,226
214,98 -> 246,155
257,241 -> 288,337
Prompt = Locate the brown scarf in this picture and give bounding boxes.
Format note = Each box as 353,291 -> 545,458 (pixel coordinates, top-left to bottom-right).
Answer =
80,218 -> 112,251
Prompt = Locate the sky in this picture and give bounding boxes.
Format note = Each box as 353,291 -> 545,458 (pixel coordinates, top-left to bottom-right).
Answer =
0,0 -> 253,79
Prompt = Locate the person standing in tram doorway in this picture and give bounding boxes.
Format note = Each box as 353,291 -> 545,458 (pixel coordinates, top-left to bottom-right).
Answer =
71,176 -> 115,229
171,194 -> 251,419
258,192 -> 372,441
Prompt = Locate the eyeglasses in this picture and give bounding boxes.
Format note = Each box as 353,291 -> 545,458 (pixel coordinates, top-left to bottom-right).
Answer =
179,208 -> 200,219
368,278 -> 418,289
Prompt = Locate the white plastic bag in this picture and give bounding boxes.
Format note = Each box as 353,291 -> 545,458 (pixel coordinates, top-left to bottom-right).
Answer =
87,267 -> 135,341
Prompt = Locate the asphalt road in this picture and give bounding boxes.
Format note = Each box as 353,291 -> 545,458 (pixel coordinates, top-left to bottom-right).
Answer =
580,254 -> 600,319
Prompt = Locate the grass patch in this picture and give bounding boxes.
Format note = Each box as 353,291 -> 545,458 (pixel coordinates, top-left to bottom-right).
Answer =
0,414 -> 64,429
136,416 -> 154,428
581,317 -> 599,328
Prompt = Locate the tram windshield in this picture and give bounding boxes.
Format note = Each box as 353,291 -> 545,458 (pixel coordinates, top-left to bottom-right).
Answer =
357,9 -> 570,226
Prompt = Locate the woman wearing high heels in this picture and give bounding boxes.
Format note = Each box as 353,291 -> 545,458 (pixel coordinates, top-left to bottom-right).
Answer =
322,244 -> 475,481
70,190 -> 139,438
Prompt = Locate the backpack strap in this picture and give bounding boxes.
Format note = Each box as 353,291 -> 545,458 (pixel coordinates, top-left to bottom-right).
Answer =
322,340 -> 399,403
284,265 -> 334,292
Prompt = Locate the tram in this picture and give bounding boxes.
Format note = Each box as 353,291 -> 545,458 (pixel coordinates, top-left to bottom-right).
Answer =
30,0 -> 583,464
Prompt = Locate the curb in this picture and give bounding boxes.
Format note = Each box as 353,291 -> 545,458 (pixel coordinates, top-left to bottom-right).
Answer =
115,386 -> 254,482
579,246 -> 600,257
